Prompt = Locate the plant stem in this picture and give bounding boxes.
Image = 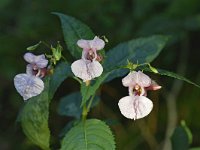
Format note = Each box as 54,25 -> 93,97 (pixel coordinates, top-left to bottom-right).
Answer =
82,104 -> 88,122
82,80 -> 90,122
87,94 -> 95,111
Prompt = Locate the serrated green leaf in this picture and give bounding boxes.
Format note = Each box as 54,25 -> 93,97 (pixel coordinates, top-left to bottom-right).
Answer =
59,120 -> 80,138
19,62 -> 71,150
53,12 -> 95,59
61,119 -> 115,150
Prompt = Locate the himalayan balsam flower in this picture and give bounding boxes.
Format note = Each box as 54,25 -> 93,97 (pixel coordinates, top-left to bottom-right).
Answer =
118,71 -> 161,120
14,53 -> 48,100
24,52 -> 48,69
71,36 -> 105,82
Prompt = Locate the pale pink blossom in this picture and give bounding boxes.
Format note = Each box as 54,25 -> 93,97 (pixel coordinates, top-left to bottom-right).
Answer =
14,74 -> 44,100
118,71 -> 161,120
71,36 -> 105,82
24,52 -> 48,69
14,53 -> 48,100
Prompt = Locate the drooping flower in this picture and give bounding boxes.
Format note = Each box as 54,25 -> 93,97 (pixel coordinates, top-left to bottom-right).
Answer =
14,53 -> 48,100
71,36 -> 105,82
118,71 -> 161,120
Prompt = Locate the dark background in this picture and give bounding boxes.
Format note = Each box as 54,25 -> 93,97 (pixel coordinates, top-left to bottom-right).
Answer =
0,0 -> 200,149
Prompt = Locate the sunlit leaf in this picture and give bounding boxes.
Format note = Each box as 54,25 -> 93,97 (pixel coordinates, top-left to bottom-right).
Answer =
61,119 -> 115,150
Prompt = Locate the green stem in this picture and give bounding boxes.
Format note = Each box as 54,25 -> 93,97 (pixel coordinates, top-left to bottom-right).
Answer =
87,94 -> 95,111
82,104 -> 88,122
81,80 -> 90,122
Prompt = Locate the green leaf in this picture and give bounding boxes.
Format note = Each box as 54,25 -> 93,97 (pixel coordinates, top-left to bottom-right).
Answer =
61,119 -> 115,150
20,62 -> 71,150
171,121 -> 192,150
27,41 -> 41,51
58,92 -> 82,119
58,92 -> 100,118
59,120 -> 80,138
53,12 -> 95,59
101,35 -> 168,82
143,67 -> 200,88
21,78 -> 51,150
49,62 -> 72,98
104,35 -> 169,71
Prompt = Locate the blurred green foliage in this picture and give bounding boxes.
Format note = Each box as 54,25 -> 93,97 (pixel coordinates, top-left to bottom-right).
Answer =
1,0 -> 200,149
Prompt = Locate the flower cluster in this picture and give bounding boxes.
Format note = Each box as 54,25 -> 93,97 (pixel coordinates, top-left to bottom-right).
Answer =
118,71 -> 161,120
15,37 -> 161,121
14,53 -> 48,100
71,36 -> 105,82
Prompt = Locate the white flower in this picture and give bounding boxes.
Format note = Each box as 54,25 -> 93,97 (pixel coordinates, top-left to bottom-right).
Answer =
14,53 -> 48,101
14,74 -> 44,101
71,36 -> 105,82
118,71 -> 161,120
24,52 -> 48,69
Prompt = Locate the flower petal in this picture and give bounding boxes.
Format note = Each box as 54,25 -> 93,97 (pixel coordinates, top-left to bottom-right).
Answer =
118,95 -> 153,120
118,96 -> 135,119
24,52 -> 35,64
14,74 -> 44,100
77,36 -> 105,51
26,64 -> 33,75
77,39 -> 90,50
122,71 -> 136,87
146,80 -> 162,91
71,59 -> 103,81
89,36 -> 105,50
136,71 -> 151,87
24,53 -> 48,68
34,54 -> 48,68
132,96 -> 153,120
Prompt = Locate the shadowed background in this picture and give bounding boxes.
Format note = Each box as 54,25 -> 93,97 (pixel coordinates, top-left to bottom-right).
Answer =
0,0 -> 200,149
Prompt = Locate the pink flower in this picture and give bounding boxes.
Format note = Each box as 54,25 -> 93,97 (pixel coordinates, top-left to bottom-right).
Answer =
118,71 -> 161,120
71,36 -> 105,82
24,52 -> 48,69
14,53 -> 48,100
14,73 -> 44,100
